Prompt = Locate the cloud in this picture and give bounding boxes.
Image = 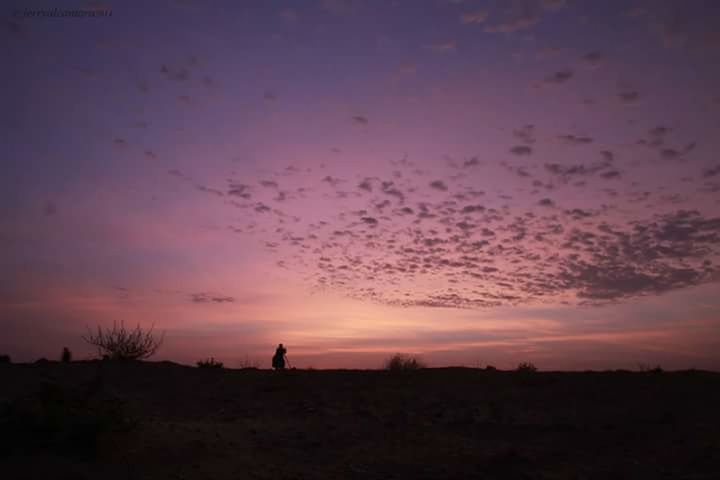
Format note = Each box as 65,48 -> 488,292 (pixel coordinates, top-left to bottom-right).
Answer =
558,134 -> 593,145
174,139 -> 720,313
543,70 -> 574,84
463,157 -> 480,168
510,145 -> 533,155
429,180 -> 448,191
618,91 -> 640,104
600,170 -> 621,179
196,185 -> 224,197
358,178 -> 373,192
600,150 -> 614,162
484,13 -> 541,33
190,293 -> 235,303
380,181 -> 405,202
428,40 -> 457,53
228,183 -> 251,199
565,208 -> 593,220
322,176 -> 343,187
661,148 -> 680,159
260,180 -> 279,188
703,165 -> 720,178
554,212 -> 720,302
461,204 -> 485,214
352,115 -> 369,125
460,10 -> 488,24
581,51 -> 603,68
513,125 -> 536,144
544,159 -> 613,183
160,64 -> 190,81
538,198 -> 555,207
650,126 -> 671,137
254,203 -> 271,213
504,164 -> 531,178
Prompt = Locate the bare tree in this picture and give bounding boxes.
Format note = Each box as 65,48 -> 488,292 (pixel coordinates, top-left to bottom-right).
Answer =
82,321 -> 164,360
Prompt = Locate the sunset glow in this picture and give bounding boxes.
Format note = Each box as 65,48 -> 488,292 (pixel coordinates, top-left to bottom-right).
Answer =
2,0 -> 720,369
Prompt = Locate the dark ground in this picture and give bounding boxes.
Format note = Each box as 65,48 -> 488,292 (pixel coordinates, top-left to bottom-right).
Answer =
1,361 -> 719,479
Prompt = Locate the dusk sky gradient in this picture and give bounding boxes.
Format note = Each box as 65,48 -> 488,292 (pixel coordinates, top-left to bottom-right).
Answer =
2,0 -> 720,369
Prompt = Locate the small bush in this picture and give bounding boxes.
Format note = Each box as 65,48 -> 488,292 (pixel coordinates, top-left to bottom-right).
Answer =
485,365 -> 497,371
384,353 -> 426,372
0,354 -> 10,364
237,355 -> 260,369
638,363 -> 663,373
516,362 -> 537,373
82,321 -> 164,361
61,347 -> 72,363
197,357 -> 224,369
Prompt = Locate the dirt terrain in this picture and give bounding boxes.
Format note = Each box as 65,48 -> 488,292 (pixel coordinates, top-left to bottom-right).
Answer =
1,361 -> 718,479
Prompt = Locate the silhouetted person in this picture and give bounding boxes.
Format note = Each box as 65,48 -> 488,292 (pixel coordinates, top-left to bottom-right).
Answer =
272,343 -> 287,370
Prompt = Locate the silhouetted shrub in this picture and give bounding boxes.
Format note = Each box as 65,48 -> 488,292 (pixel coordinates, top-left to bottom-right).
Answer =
516,362 -> 537,373
0,354 -> 10,364
82,321 -> 164,361
485,365 -> 497,371
237,355 -> 260,369
638,363 -> 663,373
0,380 -> 135,458
197,357 -> 224,369
61,347 -> 72,363
384,353 -> 426,372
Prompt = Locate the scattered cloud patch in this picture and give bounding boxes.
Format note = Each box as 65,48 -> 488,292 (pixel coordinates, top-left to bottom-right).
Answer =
510,145 -> 533,155
461,10 -> 488,24
190,293 -> 235,303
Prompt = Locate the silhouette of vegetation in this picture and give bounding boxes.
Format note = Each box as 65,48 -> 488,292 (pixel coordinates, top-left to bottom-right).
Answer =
60,347 -> 72,363
384,353 -> 426,372
237,355 -> 261,369
638,363 -> 664,374
0,354 -> 10,364
82,321 -> 164,361
516,362 -> 537,373
485,365 -> 497,371
0,379 -> 135,458
197,357 -> 224,369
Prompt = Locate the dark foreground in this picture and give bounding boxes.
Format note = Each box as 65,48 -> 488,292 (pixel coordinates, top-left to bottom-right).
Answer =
1,361 -> 719,479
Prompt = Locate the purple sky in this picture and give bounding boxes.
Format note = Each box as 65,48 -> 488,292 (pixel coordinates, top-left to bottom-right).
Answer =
2,0 -> 720,369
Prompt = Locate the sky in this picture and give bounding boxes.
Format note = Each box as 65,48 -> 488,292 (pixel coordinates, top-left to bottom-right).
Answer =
2,0 -> 720,370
